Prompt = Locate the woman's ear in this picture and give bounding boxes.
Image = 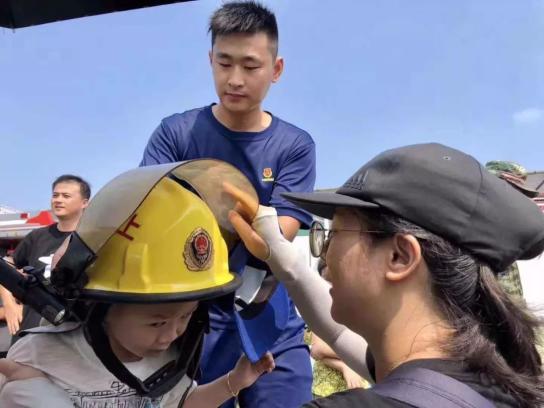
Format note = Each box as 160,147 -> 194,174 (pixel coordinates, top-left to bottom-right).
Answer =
384,234 -> 422,282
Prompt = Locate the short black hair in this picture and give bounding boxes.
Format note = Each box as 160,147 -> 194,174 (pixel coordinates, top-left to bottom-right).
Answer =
209,1 -> 278,56
52,174 -> 91,200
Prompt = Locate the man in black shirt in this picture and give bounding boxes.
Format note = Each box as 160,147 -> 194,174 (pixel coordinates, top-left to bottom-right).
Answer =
1,174 -> 90,338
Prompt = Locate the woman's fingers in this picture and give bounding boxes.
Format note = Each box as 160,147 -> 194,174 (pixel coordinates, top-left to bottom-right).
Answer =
222,181 -> 258,222
228,210 -> 270,260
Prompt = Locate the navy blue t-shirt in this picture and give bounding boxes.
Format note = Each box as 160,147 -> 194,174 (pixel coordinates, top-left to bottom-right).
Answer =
140,105 -> 316,331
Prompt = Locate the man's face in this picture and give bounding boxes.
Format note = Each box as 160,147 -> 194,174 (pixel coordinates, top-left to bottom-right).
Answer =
51,181 -> 88,221
210,32 -> 283,115
106,301 -> 199,361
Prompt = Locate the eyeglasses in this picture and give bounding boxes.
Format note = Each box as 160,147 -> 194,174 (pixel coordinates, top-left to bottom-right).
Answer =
309,220 -> 388,259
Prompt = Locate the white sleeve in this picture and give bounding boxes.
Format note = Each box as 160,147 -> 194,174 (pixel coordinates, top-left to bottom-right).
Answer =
252,206 -> 371,380
162,377 -> 197,408
0,377 -> 74,408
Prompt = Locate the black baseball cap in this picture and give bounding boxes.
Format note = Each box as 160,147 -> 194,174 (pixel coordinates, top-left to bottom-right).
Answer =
283,143 -> 544,272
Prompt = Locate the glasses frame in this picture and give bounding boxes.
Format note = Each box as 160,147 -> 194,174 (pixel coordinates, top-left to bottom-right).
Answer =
309,220 -> 388,259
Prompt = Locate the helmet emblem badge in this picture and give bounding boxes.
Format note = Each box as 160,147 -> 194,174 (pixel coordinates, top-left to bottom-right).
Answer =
184,228 -> 214,271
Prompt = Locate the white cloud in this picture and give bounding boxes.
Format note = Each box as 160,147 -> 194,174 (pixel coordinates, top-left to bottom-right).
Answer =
512,108 -> 544,124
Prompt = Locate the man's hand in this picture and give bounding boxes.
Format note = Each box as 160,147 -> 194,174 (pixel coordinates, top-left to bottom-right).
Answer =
3,297 -> 23,336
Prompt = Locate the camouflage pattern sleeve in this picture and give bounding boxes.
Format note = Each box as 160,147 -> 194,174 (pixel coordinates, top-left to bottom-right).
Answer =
497,262 -> 524,298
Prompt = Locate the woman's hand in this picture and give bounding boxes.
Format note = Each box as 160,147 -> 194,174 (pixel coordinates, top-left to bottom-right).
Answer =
224,181 -> 270,260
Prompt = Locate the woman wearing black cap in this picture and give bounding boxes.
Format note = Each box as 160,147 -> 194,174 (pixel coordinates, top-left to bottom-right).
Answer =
227,143 -> 544,408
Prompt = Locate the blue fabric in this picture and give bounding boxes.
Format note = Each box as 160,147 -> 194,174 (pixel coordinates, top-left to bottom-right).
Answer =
140,105 -> 315,228
199,325 -> 313,408
141,105 -> 316,330
141,104 -> 315,402
234,282 -> 290,363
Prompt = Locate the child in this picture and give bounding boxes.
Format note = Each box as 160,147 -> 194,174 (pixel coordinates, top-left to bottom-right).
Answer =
0,166 -> 274,407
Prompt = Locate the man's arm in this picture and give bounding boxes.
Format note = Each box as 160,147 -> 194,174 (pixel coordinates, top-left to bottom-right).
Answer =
270,133 -> 316,231
1,256 -> 24,335
278,216 -> 300,242
140,120 -> 182,166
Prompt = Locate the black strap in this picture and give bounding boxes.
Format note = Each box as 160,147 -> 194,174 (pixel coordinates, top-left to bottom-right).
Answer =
371,366 -> 496,408
84,303 -> 207,399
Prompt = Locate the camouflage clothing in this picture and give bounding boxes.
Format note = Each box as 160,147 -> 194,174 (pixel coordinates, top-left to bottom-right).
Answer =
485,161 -> 529,179
497,262 -> 524,299
304,330 -> 369,397
485,160 -> 539,198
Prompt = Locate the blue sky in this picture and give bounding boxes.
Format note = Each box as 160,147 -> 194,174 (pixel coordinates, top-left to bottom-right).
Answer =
2,0 -> 543,210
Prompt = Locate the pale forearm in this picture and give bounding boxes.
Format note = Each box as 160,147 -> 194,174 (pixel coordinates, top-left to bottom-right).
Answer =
253,207 -> 371,380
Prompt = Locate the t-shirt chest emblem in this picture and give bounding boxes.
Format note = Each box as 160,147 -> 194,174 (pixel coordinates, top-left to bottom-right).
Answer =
262,167 -> 274,182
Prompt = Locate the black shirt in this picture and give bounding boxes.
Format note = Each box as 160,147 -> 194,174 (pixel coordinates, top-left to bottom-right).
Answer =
304,359 -> 518,408
12,224 -> 71,271
11,224 -> 71,336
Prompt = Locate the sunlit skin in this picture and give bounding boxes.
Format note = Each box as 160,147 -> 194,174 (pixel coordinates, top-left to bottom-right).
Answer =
325,209 -> 387,334
51,181 -> 88,230
209,32 -> 283,132
105,301 -> 198,362
0,299 -> 276,407
225,185 -> 455,381
325,208 -> 453,381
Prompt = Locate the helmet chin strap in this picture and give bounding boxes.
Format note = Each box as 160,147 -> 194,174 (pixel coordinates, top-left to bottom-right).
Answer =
83,302 -> 208,399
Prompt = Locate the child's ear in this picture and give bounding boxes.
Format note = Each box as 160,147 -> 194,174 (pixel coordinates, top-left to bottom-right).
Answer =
209,50 -> 213,65
384,234 -> 421,282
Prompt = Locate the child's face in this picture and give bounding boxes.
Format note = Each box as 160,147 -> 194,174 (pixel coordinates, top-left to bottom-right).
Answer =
106,301 -> 199,361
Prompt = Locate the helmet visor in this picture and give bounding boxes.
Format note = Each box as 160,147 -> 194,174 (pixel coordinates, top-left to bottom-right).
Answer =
76,160 -> 258,254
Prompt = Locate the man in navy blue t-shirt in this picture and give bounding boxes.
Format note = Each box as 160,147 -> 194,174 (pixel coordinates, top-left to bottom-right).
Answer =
140,2 -> 315,407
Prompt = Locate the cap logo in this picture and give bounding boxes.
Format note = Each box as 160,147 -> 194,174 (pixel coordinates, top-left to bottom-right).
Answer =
184,228 -> 214,271
345,170 -> 368,189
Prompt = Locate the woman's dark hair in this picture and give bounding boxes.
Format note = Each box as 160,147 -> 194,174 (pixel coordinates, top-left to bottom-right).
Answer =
363,210 -> 544,407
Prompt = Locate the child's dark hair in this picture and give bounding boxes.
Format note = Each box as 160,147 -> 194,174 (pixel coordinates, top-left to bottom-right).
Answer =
52,174 -> 91,200
208,1 -> 278,56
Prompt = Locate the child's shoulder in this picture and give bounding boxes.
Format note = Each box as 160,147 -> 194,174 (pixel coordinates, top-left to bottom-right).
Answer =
8,322 -> 86,368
